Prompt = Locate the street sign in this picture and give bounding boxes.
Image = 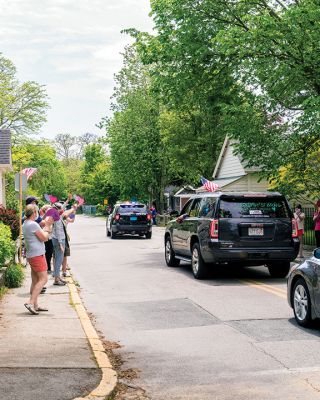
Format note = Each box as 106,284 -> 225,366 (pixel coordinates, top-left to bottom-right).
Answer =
103,198 -> 108,205
14,173 -> 28,192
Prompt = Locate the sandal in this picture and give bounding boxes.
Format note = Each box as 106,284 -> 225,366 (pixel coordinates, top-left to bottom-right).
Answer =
24,303 -> 39,315
36,306 -> 48,312
53,281 -> 66,286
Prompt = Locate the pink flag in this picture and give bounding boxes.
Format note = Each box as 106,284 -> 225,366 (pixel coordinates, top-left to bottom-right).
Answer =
22,167 -> 37,181
49,195 -> 58,203
75,195 -> 85,206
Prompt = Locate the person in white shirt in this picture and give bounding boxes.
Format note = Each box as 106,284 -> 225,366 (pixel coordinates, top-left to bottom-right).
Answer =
294,204 -> 305,259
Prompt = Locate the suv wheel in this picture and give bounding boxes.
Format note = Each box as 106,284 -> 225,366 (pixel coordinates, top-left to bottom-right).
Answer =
165,237 -> 180,267
146,231 -> 152,239
110,229 -> 117,239
191,243 -> 208,279
106,227 -> 111,237
267,261 -> 290,278
292,279 -> 312,327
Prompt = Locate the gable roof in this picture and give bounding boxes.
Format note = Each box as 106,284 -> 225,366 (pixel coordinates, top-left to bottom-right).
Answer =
0,130 -> 12,168
213,136 -> 261,179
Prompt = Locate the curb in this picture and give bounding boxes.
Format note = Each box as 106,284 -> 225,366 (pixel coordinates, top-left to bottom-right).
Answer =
67,277 -> 117,400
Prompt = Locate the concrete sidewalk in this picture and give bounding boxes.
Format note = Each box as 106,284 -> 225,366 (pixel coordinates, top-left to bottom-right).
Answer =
0,270 -> 101,400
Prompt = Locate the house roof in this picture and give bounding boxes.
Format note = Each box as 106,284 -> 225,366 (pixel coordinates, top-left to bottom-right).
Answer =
213,136 -> 261,179
174,185 -> 196,198
0,130 -> 12,169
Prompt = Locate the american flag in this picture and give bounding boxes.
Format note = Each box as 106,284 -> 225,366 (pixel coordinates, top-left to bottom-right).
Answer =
200,176 -> 220,192
22,167 -> 37,181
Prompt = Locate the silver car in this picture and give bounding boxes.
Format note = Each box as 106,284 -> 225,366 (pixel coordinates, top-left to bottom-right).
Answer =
287,248 -> 320,327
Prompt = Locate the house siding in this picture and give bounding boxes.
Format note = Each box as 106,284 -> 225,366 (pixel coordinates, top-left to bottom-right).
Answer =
216,144 -> 245,179
0,171 -> 4,206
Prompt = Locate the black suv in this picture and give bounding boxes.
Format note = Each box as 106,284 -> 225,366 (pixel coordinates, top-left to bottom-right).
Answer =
107,202 -> 152,239
165,192 -> 299,279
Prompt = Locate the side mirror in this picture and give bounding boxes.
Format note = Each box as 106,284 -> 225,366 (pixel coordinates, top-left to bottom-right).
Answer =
313,248 -> 320,259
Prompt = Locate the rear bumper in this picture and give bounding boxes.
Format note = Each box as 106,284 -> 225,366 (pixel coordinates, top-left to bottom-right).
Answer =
202,239 -> 300,264
113,224 -> 151,234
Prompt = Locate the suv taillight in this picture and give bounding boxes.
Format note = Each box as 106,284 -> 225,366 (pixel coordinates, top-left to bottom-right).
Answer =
292,219 -> 298,237
115,213 -> 121,221
147,214 -> 151,221
210,219 -> 219,238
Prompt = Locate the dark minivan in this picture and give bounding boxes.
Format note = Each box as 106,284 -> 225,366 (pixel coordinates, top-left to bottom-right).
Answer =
165,192 -> 299,279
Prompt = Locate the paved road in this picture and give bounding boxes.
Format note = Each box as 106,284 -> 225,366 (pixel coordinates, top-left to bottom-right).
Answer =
69,215 -> 320,400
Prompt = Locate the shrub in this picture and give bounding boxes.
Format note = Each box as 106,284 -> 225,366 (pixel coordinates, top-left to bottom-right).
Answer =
0,206 -> 19,240
4,264 -> 24,288
0,222 -> 15,267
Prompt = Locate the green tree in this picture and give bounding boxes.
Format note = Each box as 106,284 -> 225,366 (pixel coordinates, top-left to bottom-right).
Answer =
131,0 -> 320,201
0,54 -> 49,136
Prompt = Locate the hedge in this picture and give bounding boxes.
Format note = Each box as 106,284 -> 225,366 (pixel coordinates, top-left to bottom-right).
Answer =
0,222 -> 15,267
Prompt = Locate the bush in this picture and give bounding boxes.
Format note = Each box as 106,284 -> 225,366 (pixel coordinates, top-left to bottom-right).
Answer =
0,223 -> 15,267
0,206 -> 19,240
4,264 -> 24,288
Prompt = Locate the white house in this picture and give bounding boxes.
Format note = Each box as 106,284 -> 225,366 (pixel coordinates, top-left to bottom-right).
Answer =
0,130 -> 12,206
211,136 -> 269,192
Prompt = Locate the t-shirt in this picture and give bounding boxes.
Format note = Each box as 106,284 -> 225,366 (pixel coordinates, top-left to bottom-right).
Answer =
294,212 -> 305,230
22,220 -> 45,258
314,213 -> 320,231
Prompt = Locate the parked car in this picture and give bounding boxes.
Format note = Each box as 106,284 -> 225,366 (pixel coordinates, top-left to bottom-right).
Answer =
106,202 -> 152,239
164,192 -> 299,279
287,248 -> 320,327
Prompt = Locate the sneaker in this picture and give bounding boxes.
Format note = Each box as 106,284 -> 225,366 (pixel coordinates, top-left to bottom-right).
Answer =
24,303 -> 39,315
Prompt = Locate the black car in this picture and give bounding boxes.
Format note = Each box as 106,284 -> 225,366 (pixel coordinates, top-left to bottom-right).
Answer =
287,248 -> 320,327
106,202 -> 152,239
165,192 -> 299,279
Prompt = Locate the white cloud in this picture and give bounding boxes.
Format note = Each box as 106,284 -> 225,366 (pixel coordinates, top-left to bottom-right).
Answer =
0,0 -> 153,138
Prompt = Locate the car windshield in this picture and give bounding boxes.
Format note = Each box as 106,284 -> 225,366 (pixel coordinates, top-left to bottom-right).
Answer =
218,198 -> 289,218
118,204 -> 147,214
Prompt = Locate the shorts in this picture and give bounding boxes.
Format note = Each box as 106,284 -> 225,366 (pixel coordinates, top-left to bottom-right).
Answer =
64,245 -> 70,257
297,229 -> 304,236
28,255 -> 47,272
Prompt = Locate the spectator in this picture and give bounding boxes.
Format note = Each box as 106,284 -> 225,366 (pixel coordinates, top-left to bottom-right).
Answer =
40,205 -> 54,273
23,204 -> 53,315
150,204 -> 157,225
52,202 -> 76,285
294,204 -> 305,258
313,200 -> 320,247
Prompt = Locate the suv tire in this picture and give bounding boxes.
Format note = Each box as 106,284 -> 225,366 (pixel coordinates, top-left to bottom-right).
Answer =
292,279 -> 312,327
146,231 -> 152,239
110,229 -> 117,239
267,261 -> 290,278
165,237 -> 180,267
191,242 -> 208,279
106,227 -> 111,237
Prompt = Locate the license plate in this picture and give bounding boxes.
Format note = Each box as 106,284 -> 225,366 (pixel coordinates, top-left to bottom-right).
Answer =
248,227 -> 264,236
130,216 -> 137,221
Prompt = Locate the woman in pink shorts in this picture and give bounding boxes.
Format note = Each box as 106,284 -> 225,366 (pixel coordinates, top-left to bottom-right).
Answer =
22,204 -> 53,315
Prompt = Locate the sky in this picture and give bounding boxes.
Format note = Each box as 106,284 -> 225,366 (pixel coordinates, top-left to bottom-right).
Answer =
0,0 -> 153,139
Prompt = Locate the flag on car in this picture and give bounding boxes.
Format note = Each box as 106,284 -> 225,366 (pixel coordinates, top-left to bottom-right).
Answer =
200,176 -> 220,192
22,167 -> 37,180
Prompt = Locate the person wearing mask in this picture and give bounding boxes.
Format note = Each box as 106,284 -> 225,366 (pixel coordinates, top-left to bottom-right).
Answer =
23,204 -> 53,315
294,204 -> 305,259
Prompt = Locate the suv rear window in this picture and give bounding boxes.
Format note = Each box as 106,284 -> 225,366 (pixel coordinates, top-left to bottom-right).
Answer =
218,198 -> 289,218
118,204 -> 147,214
